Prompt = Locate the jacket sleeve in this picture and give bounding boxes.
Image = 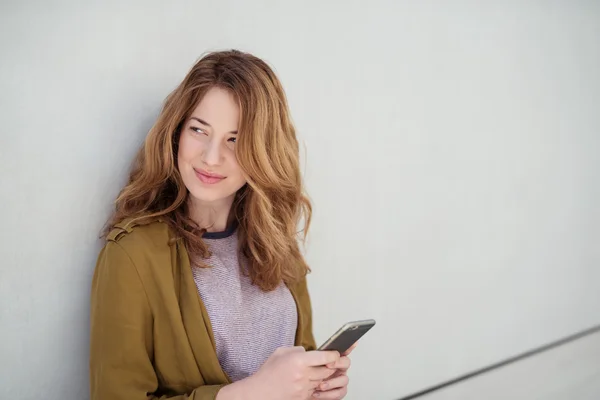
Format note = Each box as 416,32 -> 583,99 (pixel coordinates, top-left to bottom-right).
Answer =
90,241 -> 226,400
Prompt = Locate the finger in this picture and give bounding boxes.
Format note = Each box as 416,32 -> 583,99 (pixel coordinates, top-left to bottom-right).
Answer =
318,374 -> 349,391
276,345 -> 305,355
312,386 -> 347,399
327,355 -> 351,370
308,365 -> 337,381
305,350 -> 340,367
309,379 -> 323,390
325,369 -> 346,380
342,342 -> 358,356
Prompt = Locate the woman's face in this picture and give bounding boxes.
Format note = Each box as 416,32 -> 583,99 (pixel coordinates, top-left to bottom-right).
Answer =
177,86 -> 247,209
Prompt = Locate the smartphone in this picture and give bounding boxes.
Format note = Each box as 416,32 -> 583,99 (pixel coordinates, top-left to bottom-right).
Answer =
318,319 -> 376,353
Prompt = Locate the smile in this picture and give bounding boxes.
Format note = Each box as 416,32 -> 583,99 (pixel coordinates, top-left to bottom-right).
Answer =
194,168 -> 226,185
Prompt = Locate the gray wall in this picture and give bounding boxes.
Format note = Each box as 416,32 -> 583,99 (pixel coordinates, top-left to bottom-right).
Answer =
1,1 -> 599,399
421,329 -> 600,399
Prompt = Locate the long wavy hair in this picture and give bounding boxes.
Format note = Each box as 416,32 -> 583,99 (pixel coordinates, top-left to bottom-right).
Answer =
104,49 -> 312,291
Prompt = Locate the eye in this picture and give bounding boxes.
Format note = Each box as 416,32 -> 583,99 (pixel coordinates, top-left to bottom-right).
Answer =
190,126 -> 206,135
228,137 -> 237,143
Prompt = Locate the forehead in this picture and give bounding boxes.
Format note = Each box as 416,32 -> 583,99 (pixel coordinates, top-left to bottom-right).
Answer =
191,87 -> 240,128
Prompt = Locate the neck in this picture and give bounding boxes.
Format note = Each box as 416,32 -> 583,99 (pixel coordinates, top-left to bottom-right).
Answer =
187,196 -> 235,232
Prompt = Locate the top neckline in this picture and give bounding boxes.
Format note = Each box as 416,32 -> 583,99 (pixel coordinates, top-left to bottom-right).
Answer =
202,222 -> 237,239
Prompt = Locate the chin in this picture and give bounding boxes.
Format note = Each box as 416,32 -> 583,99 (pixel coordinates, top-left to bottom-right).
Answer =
188,188 -> 235,205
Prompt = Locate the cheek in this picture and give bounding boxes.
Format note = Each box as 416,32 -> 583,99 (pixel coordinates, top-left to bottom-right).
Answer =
230,155 -> 246,184
176,144 -> 184,170
177,135 -> 188,164
178,134 -> 200,165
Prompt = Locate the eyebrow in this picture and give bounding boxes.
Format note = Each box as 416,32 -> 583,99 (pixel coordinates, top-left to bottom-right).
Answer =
190,117 -> 238,134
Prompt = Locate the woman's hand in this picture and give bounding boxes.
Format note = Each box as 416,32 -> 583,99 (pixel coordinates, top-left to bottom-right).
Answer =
311,342 -> 358,399
244,346 -> 340,400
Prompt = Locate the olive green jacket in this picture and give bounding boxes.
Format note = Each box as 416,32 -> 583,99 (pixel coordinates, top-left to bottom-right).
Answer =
90,219 -> 316,400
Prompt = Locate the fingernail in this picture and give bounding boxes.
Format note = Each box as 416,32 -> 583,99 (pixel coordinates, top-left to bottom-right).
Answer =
320,382 -> 329,389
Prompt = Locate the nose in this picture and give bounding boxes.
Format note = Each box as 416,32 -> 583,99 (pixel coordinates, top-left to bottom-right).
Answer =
201,136 -> 222,166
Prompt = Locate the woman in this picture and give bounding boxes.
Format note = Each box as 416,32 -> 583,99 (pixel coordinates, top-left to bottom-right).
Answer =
90,50 -> 354,400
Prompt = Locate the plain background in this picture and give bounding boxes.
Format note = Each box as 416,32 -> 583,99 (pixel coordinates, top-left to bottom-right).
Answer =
1,1 -> 599,399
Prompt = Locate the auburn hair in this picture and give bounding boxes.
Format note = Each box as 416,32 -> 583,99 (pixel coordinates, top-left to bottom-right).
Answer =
103,49 -> 312,291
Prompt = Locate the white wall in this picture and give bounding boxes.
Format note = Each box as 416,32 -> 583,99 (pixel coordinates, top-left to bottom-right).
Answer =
419,329 -> 600,400
1,1 -> 599,399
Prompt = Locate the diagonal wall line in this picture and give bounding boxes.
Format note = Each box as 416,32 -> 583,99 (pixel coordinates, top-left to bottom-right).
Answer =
396,324 -> 600,400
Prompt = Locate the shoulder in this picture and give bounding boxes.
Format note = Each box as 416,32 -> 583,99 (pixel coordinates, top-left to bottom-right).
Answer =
107,217 -> 171,246
97,217 -> 181,296
103,217 -> 174,264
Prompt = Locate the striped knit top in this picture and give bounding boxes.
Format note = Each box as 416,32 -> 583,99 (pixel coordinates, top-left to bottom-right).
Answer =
191,226 -> 298,382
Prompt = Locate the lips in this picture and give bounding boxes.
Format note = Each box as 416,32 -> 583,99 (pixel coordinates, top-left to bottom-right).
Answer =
194,168 -> 226,185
